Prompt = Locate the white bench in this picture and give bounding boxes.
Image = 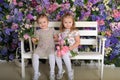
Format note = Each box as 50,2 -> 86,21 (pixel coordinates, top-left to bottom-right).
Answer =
20,21 -> 106,80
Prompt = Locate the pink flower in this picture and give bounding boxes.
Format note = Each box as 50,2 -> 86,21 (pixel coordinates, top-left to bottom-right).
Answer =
61,2 -> 70,10
105,30 -> 112,37
36,5 -> 42,13
23,34 -> 30,40
97,19 -> 105,26
12,0 -> 17,5
86,2 -> 93,9
11,23 -> 18,30
112,9 -> 120,18
18,1 -> 23,7
56,14 -> 61,20
110,22 -> 120,31
47,3 -> 59,13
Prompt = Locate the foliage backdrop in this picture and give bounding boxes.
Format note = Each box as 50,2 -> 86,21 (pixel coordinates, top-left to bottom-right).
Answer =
0,0 -> 120,66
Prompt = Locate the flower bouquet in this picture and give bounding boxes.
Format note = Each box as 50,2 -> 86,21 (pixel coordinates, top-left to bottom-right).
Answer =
56,34 -> 78,57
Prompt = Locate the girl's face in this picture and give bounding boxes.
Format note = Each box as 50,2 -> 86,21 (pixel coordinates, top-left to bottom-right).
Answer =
37,17 -> 49,29
63,17 -> 73,29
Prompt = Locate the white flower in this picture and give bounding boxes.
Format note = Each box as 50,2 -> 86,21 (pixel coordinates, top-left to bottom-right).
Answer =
33,16 -> 37,20
71,5 -> 76,12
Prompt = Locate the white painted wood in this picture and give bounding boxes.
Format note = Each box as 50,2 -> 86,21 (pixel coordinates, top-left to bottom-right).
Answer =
79,30 -> 97,36
80,39 -> 97,45
20,21 -> 106,80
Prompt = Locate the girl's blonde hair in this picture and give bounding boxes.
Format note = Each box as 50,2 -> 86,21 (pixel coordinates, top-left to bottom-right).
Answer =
36,13 -> 48,23
60,13 -> 76,32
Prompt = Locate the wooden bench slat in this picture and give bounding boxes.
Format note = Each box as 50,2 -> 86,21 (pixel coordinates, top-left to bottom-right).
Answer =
80,39 -> 97,45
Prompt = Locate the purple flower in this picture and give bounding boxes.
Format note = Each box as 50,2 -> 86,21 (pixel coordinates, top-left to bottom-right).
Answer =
3,2 -> 9,9
0,7 -> 2,12
4,37 -> 9,43
43,0 -> 50,5
18,42 -> 21,48
17,12 -> 23,22
0,36 -> 3,42
9,54 -> 14,60
12,39 -> 18,44
0,14 -> 3,21
10,43 -> 17,51
89,0 -> 101,4
110,54 -> 116,60
105,36 -> 119,47
0,0 -> 4,3
5,28 -> 11,35
14,8 -> 19,15
80,11 -> 91,20
9,3 -> 15,9
12,32 -> 18,39
110,41 -> 120,60
114,17 -> 120,22
27,14 -> 34,20
112,30 -> 120,37
105,38 -> 111,48
1,47 -> 8,56
98,25 -> 106,32
98,4 -> 105,11
100,11 -> 107,20
91,15 -> 98,21
74,0 -> 84,6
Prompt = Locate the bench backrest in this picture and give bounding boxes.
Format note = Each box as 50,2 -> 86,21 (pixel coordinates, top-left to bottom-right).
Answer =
48,21 -> 98,45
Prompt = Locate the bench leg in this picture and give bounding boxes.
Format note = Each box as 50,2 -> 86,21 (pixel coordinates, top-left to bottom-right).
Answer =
22,58 -> 25,79
100,59 -> 104,80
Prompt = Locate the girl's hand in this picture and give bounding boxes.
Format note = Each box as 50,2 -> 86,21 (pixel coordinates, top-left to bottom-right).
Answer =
69,46 -> 73,51
32,37 -> 39,44
53,34 -> 59,42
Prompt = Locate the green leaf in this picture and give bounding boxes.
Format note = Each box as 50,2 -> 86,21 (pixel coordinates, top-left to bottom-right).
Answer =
84,0 -> 88,4
117,6 -> 120,9
101,31 -> 106,36
70,50 -> 78,57
56,0 -> 62,4
114,58 -> 120,67
69,0 -> 74,7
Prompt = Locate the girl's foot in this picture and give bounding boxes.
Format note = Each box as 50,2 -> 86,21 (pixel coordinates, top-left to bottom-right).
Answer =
50,74 -> 55,80
33,72 -> 41,80
68,69 -> 74,80
56,69 -> 65,79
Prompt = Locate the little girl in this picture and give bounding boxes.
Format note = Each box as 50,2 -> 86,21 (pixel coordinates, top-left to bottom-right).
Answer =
32,14 -> 57,80
55,13 -> 80,80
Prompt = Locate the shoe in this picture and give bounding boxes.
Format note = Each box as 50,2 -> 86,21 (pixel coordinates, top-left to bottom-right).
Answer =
68,69 -> 74,80
33,72 -> 41,80
56,69 -> 65,80
62,69 -> 65,74
50,74 -> 55,80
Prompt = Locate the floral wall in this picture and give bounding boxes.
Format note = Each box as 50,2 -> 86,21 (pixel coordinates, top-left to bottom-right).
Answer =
0,0 -> 120,66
